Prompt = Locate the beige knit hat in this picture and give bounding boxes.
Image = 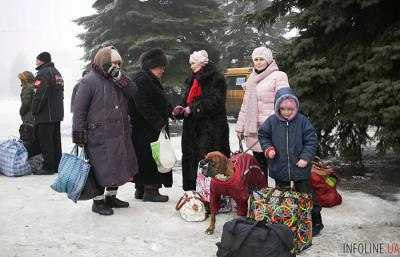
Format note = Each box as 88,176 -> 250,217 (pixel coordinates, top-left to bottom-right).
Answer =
189,50 -> 209,66
93,46 -> 123,71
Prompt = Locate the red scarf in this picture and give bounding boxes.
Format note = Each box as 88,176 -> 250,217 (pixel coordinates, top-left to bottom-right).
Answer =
186,78 -> 202,106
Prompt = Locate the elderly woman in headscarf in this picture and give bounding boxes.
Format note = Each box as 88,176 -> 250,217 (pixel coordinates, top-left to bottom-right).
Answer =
72,46 -> 138,216
172,50 -> 230,191
235,46 -> 289,178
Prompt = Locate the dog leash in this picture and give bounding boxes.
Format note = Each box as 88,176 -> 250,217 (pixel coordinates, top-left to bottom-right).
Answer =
238,139 -> 259,154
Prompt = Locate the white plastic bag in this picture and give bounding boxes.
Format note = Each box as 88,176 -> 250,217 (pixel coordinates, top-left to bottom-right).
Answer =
151,129 -> 177,173
175,191 -> 207,222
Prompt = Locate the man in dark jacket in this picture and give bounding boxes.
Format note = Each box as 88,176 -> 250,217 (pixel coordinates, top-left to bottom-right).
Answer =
32,52 -> 64,175
258,87 -> 323,236
128,48 -> 173,202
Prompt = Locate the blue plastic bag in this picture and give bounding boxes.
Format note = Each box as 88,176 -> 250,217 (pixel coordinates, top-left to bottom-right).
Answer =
51,145 -> 90,203
0,138 -> 31,177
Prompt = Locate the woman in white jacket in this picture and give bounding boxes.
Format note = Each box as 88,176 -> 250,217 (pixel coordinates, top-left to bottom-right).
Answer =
235,46 -> 289,177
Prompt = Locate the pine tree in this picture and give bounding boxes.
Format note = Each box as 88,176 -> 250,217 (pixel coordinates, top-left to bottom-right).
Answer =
245,0 -> 400,163
75,0 -> 224,86
216,0 -> 287,68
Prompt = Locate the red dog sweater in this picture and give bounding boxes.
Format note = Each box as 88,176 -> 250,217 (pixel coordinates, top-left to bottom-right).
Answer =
209,153 -> 267,216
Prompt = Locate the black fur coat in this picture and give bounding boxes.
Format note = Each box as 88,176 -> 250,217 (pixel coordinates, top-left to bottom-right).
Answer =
179,63 -> 230,190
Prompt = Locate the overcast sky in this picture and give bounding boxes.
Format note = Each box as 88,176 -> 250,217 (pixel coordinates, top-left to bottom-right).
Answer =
0,0 -> 95,98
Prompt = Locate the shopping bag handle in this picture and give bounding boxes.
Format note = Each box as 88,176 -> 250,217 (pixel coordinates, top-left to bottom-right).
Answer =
161,127 -> 171,140
70,144 -> 89,162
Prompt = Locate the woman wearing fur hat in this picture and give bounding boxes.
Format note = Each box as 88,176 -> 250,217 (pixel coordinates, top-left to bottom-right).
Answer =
235,46 -> 289,178
172,50 -> 230,191
128,48 -> 173,202
72,46 -> 139,215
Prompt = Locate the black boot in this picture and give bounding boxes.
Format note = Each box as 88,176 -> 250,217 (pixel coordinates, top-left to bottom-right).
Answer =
135,189 -> 144,200
312,223 -> 324,237
92,200 -> 113,215
143,185 -> 169,202
105,195 -> 129,208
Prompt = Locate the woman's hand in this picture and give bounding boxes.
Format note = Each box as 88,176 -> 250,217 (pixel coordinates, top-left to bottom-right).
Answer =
172,105 -> 184,117
296,159 -> 308,168
183,106 -> 191,117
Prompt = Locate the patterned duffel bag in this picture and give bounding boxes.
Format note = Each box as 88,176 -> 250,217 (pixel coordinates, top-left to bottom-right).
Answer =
0,138 -> 31,176
247,187 -> 313,254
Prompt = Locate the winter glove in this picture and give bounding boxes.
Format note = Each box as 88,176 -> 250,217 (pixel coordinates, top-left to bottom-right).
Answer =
296,159 -> 308,168
112,72 -> 131,88
172,105 -> 184,117
183,106 -> 191,117
72,130 -> 87,146
264,146 -> 276,159
236,132 -> 244,140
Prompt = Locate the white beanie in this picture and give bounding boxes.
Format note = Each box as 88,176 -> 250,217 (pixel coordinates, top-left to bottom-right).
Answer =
251,46 -> 273,63
189,50 -> 209,66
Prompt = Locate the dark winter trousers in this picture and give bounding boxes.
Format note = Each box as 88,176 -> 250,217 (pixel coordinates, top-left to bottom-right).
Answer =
275,179 -> 323,227
252,151 -> 269,178
132,130 -> 167,191
181,118 -> 230,191
36,122 -> 61,171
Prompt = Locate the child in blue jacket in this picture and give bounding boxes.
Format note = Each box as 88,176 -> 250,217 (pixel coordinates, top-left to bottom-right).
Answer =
258,87 -> 323,236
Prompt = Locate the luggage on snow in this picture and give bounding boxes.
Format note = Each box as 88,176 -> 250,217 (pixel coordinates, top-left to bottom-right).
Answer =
247,187 -> 313,254
175,190 -> 207,222
216,217 -> 294,257
51,145 -> 91,202
0,138 -> 31,177
309,159 -> 342,207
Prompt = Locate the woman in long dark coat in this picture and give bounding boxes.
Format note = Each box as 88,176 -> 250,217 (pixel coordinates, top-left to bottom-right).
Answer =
172,50 -> 230,191
72,46 -> 138,215
128,48 -> 173,202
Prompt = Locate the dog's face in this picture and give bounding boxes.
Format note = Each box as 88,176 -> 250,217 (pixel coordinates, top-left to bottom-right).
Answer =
198,151 -> 228,178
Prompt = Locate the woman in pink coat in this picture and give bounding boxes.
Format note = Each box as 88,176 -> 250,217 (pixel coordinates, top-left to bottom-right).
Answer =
235,46 -> 289,177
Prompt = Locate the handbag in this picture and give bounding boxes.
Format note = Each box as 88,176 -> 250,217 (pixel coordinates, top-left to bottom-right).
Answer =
78,168 -> 104,201
310,158 -> 342,207
51,145 -> 91,203
151,128 -> 177,173
175,191 -> 207,222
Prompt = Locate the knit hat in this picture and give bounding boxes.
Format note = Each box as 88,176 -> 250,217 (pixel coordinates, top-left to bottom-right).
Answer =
251,47 -> 273,63
93,46 -> 122,72
189,50 -> 209,66
36,52 -> 51,63
274,87 -> 299,121
140,48 -> 167,70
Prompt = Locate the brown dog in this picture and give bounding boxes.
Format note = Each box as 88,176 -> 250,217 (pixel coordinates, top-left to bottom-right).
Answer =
199,151 -> 267,235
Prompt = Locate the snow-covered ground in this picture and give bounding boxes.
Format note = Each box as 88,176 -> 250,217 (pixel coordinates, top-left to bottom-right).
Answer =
0,99 -> 399,257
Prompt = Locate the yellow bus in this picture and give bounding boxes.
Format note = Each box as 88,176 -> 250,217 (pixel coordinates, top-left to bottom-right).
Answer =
224,67 -> 252,118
